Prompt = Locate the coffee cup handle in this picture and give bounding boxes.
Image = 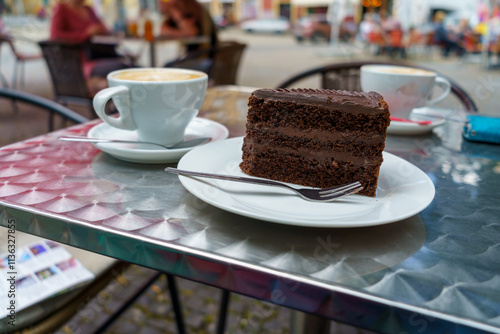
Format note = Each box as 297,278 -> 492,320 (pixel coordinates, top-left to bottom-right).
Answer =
93,86 -> 136,130
427,76 -> 451,105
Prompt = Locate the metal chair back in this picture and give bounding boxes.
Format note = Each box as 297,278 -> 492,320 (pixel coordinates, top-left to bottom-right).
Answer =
277,60 -> 478,112
0,88 -> 89,132
38,40 -> 93,112
165,41 -> 247,86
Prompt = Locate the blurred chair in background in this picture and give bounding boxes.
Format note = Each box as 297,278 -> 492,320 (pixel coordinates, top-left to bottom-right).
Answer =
276,60 -> 478,112
0,35 -> 43,90
165,40 -> 246,86
0,87 -> 88,131
38,40 -> 99,117
38,39 -> 138,117
0,38 -> 10,88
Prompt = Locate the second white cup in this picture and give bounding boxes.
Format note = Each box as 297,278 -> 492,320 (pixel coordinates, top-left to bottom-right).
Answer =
360,65 -> 451,119
93,68 -> 208,146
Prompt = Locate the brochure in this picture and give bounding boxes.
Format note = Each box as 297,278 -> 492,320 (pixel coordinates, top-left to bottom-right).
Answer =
0,240 -> 95,320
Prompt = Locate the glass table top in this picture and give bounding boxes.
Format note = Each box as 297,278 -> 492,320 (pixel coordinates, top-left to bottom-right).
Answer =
1,88 -> 499,333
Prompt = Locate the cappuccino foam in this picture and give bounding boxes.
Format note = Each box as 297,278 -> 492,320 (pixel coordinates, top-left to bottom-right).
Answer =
372,66 -> 434,76
113,70 -> 204,82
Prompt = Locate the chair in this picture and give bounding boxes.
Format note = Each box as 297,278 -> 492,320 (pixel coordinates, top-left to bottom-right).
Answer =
164,41 -> 247,86
0,88 -> 89,131
276,60 -> 478,112
0,38 -> 10,88
38,40 -> 96,116
0,35 -> 43,89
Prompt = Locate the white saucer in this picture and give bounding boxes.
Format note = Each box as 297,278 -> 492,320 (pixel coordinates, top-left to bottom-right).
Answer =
177,137 -> 435,228
387,109 -> 445,136
87,118 -> 229,164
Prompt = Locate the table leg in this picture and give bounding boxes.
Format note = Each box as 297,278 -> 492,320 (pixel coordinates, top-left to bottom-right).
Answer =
94,270 -> 162,334
166,274 -> 186,334
149,40 -> 156,67
216,290 -> 230,334
290,310 -> 330,334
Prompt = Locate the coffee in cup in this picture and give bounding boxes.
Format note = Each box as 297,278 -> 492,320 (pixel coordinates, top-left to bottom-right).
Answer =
360,65 -> 451,119
112,70 -> 204,82
93,68 -> 208,146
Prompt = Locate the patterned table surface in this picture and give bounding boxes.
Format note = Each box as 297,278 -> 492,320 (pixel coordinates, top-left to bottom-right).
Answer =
1,87 -> 499,333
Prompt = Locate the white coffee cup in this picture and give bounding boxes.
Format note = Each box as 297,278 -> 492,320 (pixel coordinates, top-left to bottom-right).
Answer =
93,68 -> 208,146
360,65 -> 451,119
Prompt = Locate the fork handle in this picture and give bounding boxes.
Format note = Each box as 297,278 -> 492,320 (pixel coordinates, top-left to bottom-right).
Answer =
165,167 -> 291,190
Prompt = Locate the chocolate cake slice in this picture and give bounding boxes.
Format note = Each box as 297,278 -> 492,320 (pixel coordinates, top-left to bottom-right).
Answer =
239,88 -> 390,197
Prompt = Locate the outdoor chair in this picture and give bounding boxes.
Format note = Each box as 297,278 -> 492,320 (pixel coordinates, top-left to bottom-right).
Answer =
0,38 -> 10,88
276,60 -> 478,112
0,35 -> 43,90
0,88 -> 89,132
38,40 -> 97,116
164,41 -> 247,86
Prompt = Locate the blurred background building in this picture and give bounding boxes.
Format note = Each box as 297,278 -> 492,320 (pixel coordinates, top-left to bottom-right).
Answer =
0,0 -> 498,56
0,0 -> 488,23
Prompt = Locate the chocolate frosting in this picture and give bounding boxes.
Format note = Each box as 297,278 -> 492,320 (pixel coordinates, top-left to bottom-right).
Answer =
252,88 -> 388,113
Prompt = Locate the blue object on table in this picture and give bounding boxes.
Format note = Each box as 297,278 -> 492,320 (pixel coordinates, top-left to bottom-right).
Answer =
463,115 -> 500,144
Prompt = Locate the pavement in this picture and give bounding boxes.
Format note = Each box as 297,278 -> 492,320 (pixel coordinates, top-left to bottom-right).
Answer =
2,18 -> 500,333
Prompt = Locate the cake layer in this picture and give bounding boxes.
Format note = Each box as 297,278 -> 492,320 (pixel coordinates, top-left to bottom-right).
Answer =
242,140 -> 383,167
244,125 -> 387,143
246,98 -> 390,132
244,131 -> 384,163
240,149 -> 381,197
243,127 -> 386,157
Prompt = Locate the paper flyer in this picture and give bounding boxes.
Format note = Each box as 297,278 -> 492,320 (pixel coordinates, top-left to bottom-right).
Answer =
0,240 -> 95,320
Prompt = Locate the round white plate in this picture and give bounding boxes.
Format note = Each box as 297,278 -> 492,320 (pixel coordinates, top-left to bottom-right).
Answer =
388,108 -> 445,135
177,137 -> 435,228
88,118 -> 229,164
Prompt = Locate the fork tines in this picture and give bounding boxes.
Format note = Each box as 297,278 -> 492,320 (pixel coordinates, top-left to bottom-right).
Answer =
319,181 -> 363,199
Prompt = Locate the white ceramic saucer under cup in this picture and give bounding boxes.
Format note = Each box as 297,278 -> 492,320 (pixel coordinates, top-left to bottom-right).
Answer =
387,107 -> 446,135
87,118 -> 229,164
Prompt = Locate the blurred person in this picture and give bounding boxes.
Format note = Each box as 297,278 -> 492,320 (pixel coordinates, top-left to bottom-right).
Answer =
359,13 -> 385,55
340,16 -> 357,42
50,0 -> 108,45
359,13 -> 380,43
378,9 -> 401,33
380,10 -> 405,58
405,26 -> 425,48
50,0 -> 134,80
158,0 -> 218,54
0,15 -> 7,34
457,18 -> 480,54
432,11 -> 464,57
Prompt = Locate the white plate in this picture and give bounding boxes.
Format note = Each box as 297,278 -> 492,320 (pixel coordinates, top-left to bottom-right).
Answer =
387,109 -> 445,135
177,137 -> 435,228
87,118 -> 229,164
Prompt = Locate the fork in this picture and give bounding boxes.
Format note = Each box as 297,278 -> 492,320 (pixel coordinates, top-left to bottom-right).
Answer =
165,167 -> 363,202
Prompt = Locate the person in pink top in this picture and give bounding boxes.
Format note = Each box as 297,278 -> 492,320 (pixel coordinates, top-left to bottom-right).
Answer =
50,0 -> 108,43
50,0 -> 133,80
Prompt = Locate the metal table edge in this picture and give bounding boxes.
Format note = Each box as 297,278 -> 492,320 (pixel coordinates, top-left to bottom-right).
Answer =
0,200 -> 497,334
